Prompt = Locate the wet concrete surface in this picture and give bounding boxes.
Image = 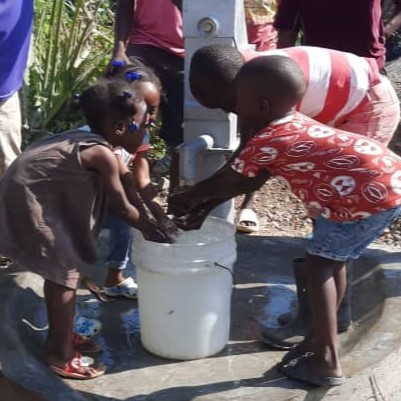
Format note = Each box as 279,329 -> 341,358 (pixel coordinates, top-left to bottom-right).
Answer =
0,233 -> 400,401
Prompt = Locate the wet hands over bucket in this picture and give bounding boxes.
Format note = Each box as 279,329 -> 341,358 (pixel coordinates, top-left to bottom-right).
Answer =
168,185 -> 198,216
172,205 -> 210,231
140,217 -> 177,244
168,186 -> 211,231
159,216 -> 181,239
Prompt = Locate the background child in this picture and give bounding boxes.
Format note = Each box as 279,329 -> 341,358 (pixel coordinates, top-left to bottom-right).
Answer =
74,63 -> 168,343
243,0 -> 278,51
273,0 -> 401,67
0,81 -> 173,380
110,0 -> 184,189
98,63 -> 166,299
169,56 -> 401,387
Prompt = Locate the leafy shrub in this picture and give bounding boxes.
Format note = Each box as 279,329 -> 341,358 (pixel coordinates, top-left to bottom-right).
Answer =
25,0 -> 166,163
26,0 -> 114,142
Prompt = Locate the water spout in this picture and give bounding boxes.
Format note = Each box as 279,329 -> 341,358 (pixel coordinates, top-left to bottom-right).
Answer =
179,134 -> 214,185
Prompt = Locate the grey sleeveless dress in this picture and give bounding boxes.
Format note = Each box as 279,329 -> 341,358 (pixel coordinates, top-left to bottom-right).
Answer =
0,130 -> 111,289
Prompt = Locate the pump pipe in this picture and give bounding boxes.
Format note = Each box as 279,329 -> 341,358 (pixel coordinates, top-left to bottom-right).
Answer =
179,134 -> 214,185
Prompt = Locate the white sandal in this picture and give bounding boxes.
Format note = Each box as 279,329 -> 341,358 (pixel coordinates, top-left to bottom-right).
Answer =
236,208 -> 260,233
103,277 -> 138,299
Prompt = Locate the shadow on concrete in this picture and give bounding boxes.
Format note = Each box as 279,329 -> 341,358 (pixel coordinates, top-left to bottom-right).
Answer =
0,234 -> 400,400
76,370 -> 318,401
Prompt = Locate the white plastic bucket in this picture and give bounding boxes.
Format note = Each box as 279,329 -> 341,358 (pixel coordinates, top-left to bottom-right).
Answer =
132,217 -> 237,360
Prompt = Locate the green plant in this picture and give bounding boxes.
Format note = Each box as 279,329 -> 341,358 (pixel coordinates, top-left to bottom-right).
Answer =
26,0 -> 167,162
148,117 -> 167,163
26,0 -> 114,143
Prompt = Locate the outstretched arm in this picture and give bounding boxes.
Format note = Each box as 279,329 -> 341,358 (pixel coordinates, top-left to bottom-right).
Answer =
116,155 -> 149,218
81,145 -> 171,243
132,152 -> 170,224
169,162 -> 270,218
107,0 -> 135,73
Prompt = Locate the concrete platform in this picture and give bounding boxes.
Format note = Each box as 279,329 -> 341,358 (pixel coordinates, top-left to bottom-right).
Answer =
0,234 -> 400,401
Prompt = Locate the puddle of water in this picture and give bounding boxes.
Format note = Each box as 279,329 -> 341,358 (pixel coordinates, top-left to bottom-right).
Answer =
76,298 -> 102,319
21,307 -> 49,342
121,307 -> 141,352
121,308 -> 141,336
96,335 -> 115,368
258,276 -> 296,329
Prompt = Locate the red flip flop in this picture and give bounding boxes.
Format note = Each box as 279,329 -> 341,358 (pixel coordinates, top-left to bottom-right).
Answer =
50,352 -> 106,380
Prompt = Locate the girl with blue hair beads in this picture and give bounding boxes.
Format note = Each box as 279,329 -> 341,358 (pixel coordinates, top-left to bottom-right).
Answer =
0,80 -> 174,379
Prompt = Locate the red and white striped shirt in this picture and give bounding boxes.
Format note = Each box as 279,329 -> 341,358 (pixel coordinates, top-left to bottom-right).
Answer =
242,46 -> 382,127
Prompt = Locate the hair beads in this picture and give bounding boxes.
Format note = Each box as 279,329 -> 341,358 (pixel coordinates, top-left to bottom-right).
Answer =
112,59 -> 126,67
122,90 -> 132,99
128,121 -> 140,132
125,71 -> 141,82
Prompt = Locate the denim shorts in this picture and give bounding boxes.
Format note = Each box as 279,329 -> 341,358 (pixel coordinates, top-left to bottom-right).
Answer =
102,213 -> 133,270
306,206 -> 401,261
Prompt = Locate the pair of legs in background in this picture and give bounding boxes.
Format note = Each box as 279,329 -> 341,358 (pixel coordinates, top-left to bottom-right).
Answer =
0,92 -> 22,267
0,92 -> 22,178
75,213 -> 137,338
102,213 -> 137,296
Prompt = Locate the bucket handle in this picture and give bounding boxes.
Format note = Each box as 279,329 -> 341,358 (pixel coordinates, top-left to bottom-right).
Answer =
214,262 -> 236,294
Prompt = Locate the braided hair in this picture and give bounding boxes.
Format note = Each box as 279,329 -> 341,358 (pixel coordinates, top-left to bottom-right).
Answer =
104,59 -> 162,92
76,81 -> 145,135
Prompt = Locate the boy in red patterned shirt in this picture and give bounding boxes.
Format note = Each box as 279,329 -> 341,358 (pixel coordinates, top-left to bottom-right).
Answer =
169,55 -> 401,387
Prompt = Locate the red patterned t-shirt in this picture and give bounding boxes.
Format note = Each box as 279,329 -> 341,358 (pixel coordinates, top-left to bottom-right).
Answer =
231,113 -> 401,221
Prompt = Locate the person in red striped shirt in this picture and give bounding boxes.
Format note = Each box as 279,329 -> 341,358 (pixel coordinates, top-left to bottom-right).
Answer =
191,44 -> 399,147
243,46 -> 400,143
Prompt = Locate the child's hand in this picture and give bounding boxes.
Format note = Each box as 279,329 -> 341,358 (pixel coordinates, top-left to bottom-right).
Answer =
159,217 -> 180,236
140,219 -> 175,243
173,207 -> 209,231
168,186 -> 199,217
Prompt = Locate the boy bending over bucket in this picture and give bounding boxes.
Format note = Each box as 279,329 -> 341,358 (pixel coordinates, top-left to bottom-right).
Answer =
169,55 -> 401,387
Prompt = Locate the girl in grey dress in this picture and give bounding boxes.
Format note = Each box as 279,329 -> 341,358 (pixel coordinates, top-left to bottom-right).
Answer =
0,81 -> 172,379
